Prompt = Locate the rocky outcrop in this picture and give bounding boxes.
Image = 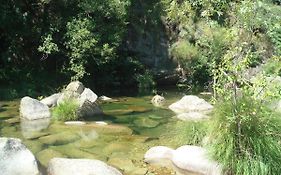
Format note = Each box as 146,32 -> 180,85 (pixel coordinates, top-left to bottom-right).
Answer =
20,96 -> 51,120
0,137 -> 39,175
169,95 -> 213,114
41,93 -> 61,107
47,158 -> 122,175
144,145 -> 221,175
151,95 -> 165,107
57,82 -> 103,118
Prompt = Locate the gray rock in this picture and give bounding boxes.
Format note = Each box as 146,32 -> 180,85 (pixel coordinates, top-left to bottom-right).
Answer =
20,96 -> 51,120
99,95 -> 113,101
0,137 -> 39,175
151,95 -> 165,107
57,81 -> 85,105
177,112 -> 209,121
169,95 -> 213,114
41,93 -> 61,107
47,158 -> 122,175
79,88 -> 98,104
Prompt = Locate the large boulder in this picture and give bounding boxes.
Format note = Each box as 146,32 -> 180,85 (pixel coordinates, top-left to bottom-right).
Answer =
151,95 -> 166,107
47,158 -> 122,175
172,145 -> 221,175
169,95 -> 213,114
144,146 -> 174,166
144,145 -> 221,175
20,96 -> 51,120
78,88 -> 102,117
0,137 -> 39,175
41,93 -> 61,107
57,81 -> 85,105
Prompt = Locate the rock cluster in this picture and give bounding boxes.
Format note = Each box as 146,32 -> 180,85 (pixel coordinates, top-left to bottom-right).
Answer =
144,145 -> 221,175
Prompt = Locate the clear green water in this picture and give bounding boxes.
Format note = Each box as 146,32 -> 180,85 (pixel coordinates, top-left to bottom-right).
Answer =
0,88 -> 211,175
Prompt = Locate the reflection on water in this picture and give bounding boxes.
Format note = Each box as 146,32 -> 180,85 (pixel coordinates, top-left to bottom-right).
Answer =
0,88 -> 209,174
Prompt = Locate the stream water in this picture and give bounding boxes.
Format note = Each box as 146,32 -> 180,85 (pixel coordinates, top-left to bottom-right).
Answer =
0,88 -> 210,175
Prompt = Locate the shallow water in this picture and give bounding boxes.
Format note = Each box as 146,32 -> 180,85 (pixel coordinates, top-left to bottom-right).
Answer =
0,88 -> 211,175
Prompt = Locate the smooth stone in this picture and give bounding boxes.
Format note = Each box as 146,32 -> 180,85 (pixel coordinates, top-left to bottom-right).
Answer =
36,149 -> 65,167
0,137 -> 39,175
84,123 -> 133,135
144,146 -> 174,166
64,121 -> 86,125
47,158 -> 122,175
41,93 -> 61,107
133,118 -> 160,128
169,95 -> 213,114
151,95 -> 166,107
77,130 -> 99,140
39,132 -> 80,145
176,112 -> 209,121
128,167 -> 148,175
20,96 -> 51,120
172,145 -> 221,175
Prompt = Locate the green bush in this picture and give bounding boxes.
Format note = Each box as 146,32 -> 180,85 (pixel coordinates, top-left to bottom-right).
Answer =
135,70 -> 155,90
52,100 -> 80,121
208,95 -> 281,175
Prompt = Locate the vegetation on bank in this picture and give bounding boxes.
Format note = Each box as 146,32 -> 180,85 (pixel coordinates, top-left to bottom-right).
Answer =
52,100 -> 80,121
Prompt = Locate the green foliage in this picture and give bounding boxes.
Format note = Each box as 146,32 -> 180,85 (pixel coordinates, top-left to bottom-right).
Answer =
135,70 -> 155,90
38,34 -> 59,55
170,40 -> 198,61
52,100 -> 80,121
263,56 -> 281,76
208,95 -> 281,175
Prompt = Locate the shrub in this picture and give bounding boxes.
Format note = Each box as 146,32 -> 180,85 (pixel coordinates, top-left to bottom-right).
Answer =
207,94 -> 281,175
52,100 -> 80,121
135,70 -> 155,90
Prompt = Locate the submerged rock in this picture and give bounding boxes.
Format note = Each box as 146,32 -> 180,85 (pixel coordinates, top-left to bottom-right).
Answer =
20,96 -> 51,120
151,95 -> 166,107
169,95 -> 213,114
0,137 -> 39,175
36,149 -> 65,167
134,118 -> 160,128
64,121 -> 86,125
47,158 -> 122,175
20,118 -> 50,139
41,93 -> 61,107
144,145 -> 221,175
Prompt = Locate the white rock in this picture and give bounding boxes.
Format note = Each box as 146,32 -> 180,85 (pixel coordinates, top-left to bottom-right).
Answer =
95,121 -> 108,125
41,93 -> 61,107
65,81 -> 85,94
47,158 -> 122,175
169,95 -> 213,114
20,96 -> 51,120
0,137 -> 39,175
144,146 -> 174,166
172,145 -> 221,175
64,121 -> 86,125
151,95 -> 165,107
144,145 -> 221,175
99,96 -> 113,101
57,81 -> 85,105
79,88 -> 98,105
177,112 -> 209,121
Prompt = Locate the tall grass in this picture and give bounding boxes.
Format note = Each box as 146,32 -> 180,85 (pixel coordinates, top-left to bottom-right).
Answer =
208,95 -> 281,175
52,100 -> 80,121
